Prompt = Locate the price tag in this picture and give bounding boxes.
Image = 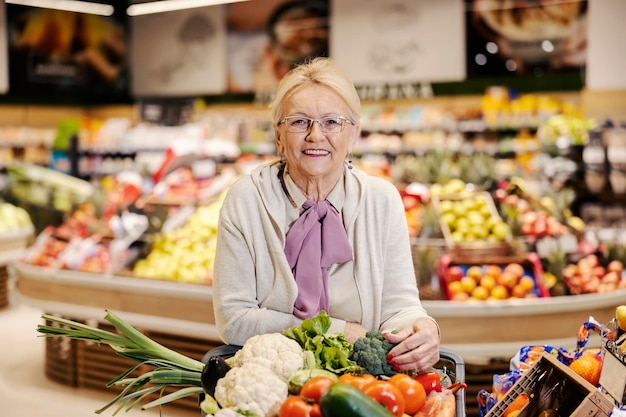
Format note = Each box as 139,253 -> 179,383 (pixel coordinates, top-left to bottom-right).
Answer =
191,158 -> 216,179
535,237 -> 558,258
557,234 -> 579,254
583,146 -> 605,165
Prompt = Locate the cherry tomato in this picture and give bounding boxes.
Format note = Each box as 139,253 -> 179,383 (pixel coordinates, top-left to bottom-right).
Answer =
413,371 -> 443,394
278,395 -> 321,417
338,373 -> 377,391
388,373 -> 427,414
300,376 -> 336,403
363,380 -> 405,417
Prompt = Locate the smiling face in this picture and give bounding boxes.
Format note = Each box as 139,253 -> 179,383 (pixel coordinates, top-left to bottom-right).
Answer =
275,83 -> 358,193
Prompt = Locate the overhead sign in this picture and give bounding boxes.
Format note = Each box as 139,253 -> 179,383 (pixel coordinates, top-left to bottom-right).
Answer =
331,0 -> 466,85
131,5 -> 227,97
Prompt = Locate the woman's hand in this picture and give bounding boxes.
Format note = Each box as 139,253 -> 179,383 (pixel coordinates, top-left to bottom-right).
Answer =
343,322 -> 368,344
384,318 -> 440,372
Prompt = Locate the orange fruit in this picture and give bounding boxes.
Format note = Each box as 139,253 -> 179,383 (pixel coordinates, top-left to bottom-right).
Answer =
519,276 -> 535,292
460,276 -> 477,293
467,265 -> 483,281
498,271 -> 519,289
447,280 -> 464,295
480,275 -> 497,291
451,292 -> 469,301
491,285 -> 509,300
485,264 -> 502,279
511,284 -> 528,298
569,354 -> 603,386
503,393 -> 529,417
504,263 -> 525,279
471,286 -> 490,300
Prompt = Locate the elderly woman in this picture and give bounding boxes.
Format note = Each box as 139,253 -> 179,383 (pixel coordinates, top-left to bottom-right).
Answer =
213,57 -> 440,372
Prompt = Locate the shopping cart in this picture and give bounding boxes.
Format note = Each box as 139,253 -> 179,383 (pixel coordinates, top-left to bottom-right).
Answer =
199,345 -> 466,417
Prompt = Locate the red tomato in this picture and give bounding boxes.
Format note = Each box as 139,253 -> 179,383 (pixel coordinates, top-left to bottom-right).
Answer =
363,380 -> 405,417
278,396 -> 321,417
338,373 -> 377,391
413,371 -> 442,394
300,376 -> 336,403
388,373 -> 427,414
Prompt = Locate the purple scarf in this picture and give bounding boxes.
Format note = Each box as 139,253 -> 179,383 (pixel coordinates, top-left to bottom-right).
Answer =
284,200 -> 353,319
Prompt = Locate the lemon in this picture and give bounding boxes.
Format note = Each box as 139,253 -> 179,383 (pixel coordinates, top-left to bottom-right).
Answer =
616,305 -> 626,332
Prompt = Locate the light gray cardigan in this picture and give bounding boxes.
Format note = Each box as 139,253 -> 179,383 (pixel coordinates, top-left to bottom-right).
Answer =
213,161 -> 434,345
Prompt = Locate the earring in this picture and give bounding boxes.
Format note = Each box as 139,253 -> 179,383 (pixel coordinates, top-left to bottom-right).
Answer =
347,159 -> 353,170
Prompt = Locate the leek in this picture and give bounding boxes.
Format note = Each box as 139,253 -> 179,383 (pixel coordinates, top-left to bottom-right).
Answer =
37,310 -> 207,415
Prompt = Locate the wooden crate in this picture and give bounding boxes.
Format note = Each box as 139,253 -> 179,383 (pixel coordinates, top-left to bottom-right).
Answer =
44,318 -> 79,386
0,266 -> 8,309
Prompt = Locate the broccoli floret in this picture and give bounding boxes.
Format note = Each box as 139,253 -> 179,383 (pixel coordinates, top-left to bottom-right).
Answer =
350,330 -> 397,376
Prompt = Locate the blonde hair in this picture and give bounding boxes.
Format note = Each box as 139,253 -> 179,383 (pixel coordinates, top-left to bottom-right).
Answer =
269,57 -> 361,125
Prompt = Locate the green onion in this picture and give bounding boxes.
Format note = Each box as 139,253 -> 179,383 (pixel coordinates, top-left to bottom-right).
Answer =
37,310 -> 207,415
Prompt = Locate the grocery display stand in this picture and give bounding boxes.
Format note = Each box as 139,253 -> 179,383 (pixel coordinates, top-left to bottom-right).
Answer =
13,261 -> 626,416
0,226 -> 34,309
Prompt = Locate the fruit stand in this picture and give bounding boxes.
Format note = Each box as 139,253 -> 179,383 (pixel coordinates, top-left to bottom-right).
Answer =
15,258 -> 624,363
0,223 -> 34,309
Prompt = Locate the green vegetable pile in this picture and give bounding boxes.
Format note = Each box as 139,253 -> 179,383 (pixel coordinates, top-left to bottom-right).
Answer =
351,330 -> 397,376
283,311 -> 362,375
37,310 -> 205,415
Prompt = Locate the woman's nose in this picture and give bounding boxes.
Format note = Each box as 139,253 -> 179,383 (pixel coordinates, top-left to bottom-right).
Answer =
306,120 -> 324,140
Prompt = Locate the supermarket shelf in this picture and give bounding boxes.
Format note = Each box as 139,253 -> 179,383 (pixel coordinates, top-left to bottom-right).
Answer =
423,290 -> 625,363
13,261 -> 623,364
11,261 -> 220,340
0,226 -> 33,264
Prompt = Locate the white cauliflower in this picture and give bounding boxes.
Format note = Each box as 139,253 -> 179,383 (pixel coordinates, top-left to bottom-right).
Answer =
214,362 -> 288,417
229,333 -> 304,381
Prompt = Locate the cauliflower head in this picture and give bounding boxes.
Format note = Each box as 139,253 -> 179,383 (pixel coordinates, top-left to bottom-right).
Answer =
214,362 -> 288,417
230,333 -> 304,381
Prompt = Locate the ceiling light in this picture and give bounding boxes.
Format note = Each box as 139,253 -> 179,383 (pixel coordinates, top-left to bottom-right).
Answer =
5,0 -> 114,16
127,0 -> 250,16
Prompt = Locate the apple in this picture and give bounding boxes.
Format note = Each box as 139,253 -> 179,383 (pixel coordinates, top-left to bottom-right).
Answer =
562,264 -> 578,280
602,271 -> 620,285
607,260 -> 624,275
585,254 -> 599,268
582,276 -> 600,293
402,195 -> 420,211
491,221 -> 511,241
493,188 -> 507,202
446,266 -> 464,282
592,266 -> 606,278
503,194 -> 519,207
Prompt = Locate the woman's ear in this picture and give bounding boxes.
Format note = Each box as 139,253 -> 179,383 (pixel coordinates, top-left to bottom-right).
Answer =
348,123 -> 360,151
274,126 -> 283,154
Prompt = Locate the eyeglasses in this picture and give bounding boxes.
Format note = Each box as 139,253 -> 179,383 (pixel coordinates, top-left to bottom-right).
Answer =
278,115 -> 354,134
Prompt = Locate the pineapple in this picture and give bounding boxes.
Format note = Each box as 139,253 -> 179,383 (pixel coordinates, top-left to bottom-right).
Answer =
544,249 -> 569,296
413,244 -> 443,300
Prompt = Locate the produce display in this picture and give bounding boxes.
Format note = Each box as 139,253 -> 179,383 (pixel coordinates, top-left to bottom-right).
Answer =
132,198 -> 223,284
37,311 -> 467,417
0,202 -> 33,233
439,255 -> 547,301
434,191 -> 511,245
